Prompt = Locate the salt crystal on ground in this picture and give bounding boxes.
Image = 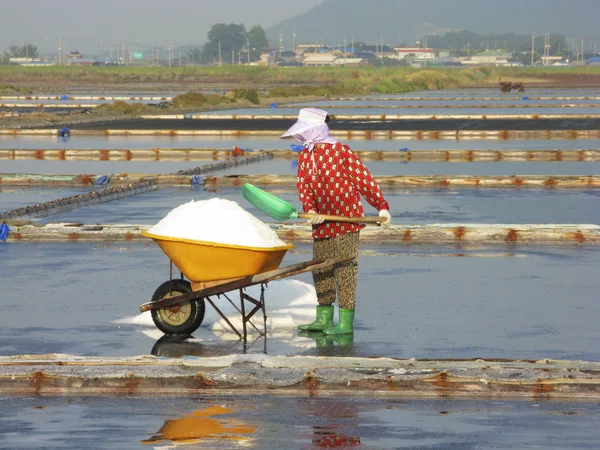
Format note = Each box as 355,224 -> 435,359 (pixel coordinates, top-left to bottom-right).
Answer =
147,198 -> 287,248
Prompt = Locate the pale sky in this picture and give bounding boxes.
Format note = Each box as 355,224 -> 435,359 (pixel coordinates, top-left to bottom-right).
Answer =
1,0 -> 325,55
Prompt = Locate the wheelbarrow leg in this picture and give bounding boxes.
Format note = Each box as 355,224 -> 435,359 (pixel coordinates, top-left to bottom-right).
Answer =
240,288 -> 247,341
260,284 -> 267,337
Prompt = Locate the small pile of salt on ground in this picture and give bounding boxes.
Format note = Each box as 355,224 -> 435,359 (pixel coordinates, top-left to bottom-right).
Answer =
147,198 -> 286,248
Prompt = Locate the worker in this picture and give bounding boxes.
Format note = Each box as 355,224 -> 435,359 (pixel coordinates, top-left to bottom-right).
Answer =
281,108 -> 391,335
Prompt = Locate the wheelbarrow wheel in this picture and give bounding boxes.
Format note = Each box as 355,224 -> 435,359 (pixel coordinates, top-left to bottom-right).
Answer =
150,279 -> 205,335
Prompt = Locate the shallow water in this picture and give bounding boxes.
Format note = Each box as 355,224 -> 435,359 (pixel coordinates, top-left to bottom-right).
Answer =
1,242 -> 598,361
2,396 -> 599,449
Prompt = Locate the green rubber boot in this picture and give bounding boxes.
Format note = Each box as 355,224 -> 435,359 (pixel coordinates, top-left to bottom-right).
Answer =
323,308 -> 355,335
298,305 -> 334,332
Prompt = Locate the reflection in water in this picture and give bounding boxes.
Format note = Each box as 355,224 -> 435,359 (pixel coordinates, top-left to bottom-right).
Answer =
298,331 -> 356,357
312,425 -> 361,447
150,334 -> 265,357
301,400 -> 361,448
141,405 -> 255,445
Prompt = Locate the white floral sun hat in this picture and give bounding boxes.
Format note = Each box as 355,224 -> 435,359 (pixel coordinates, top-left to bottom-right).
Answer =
281,108 -> 329,138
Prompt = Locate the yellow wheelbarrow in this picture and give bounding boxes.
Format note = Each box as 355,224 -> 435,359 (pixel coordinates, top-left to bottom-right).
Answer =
140,230 -> 349,339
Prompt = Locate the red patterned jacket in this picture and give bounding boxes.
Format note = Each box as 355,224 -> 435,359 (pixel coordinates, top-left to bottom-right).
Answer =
297,141 -> 389,239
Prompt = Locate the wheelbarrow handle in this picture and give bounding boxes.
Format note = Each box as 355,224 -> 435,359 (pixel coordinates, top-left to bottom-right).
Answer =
297,213 -> 385,224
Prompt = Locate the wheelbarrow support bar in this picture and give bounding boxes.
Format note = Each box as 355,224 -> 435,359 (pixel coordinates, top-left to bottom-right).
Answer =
139,257 -> 352,313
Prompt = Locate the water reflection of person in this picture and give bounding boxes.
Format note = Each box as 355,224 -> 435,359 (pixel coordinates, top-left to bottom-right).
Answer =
281,108 -> 391,336
299,399 -> 361,448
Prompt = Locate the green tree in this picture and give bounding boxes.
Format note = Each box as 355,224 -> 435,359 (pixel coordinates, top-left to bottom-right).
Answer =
247,25 -> 268,60
7,43 -> 39,59
201,23 -> 247,64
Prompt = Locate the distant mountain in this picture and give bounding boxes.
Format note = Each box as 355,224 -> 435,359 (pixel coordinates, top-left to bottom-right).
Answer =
267,0 -> 599,48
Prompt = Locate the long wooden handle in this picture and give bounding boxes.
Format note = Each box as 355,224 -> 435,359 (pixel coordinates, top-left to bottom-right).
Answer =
297,213 -> 385,224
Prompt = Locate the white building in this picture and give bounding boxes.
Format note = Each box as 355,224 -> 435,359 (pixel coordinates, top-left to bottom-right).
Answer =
394,47 -> 435,61
461,55 -> 510,66
303,54 -> 338,67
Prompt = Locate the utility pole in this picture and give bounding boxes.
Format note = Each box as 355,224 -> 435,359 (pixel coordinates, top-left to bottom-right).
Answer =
531,31 -> 535,66
218,40 -> 222,66
292,26 -> 296,53
247,38 -> 250,64
43,37 -> 47,62
344,36 -> 347,66
279,30 -> 283,58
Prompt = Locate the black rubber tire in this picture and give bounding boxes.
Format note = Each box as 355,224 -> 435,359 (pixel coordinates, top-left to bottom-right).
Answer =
150,279 -> 205,335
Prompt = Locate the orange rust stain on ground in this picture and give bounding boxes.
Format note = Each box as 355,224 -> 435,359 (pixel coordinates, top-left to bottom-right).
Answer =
499,130 -> 509,140
514,178 -> 524,187
387,377 -> 398,392
544,178 -> 558,189
533,381 -> 553,400
125,372 -> 142,395
303,371 -> 319,397
32,371 -> 48,394
58,150 -> 66,160
568,130 -> 578,139
431,131 -> 441,140
68,233 -> 80,241
402,229 -> 412,242
444,151 -> 450,162
527,152 -> 535,161
531,114 -> 540,119
467,151 -> 474,162
439,179 -> 450,187
193,373 -> 216,389
431,372 -> 453,396
124,232 -> 134,241
552,151 -> 563,161
505,229 -> 519,242
14,233 -> 23,240
570,231 -> 586,244
365,131 -> 373,140
99,150 -> 110,161
416,131 -> 424,140
454,226 -> 466,240
34,150 -> 45,160
76,175 -> 94,186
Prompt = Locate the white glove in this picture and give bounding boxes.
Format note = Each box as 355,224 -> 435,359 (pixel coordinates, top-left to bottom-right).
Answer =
306,210 -> 325,225
378,209 -> 391,227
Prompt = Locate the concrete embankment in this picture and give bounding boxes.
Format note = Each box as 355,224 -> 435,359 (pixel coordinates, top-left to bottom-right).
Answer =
2,149 -> 599,162
1,174 -> 598,189
1,354 -> 599,400
4,223 -> 599,245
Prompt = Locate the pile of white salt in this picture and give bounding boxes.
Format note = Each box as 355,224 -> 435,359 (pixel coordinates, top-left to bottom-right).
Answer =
147,198 -> 287,248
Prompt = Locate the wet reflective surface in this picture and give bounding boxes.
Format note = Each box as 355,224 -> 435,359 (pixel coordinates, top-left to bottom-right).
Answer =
1,243 -> 599,361
2,159 -> 599,177
1,87 -> 599,446
27,186 -> 600,226
2,135 -> 599,150
1,396 -> 600,449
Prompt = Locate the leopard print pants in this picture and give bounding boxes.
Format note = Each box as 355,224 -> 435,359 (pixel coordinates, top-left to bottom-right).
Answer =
312,231 -> 359,310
